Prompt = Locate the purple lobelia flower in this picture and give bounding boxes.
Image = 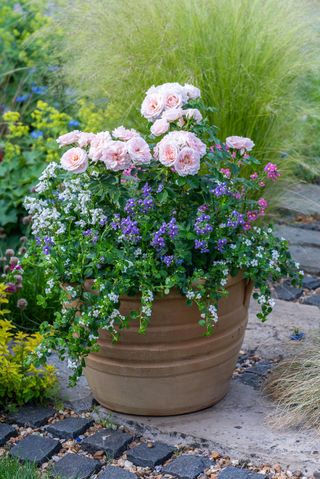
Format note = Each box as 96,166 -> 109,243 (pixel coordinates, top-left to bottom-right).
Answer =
161,255 -> 175,266
194,239 -> 209,253
217,238 -> 227,252
194,213 -> 213,235
210,182 -> 229,197
120,217 -> 141,243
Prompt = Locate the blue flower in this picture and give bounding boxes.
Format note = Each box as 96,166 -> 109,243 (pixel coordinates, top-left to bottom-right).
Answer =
68,119 -> 80,128
31,130 -> 43,139
15,94 -> 30,103
31,85 -> 47,95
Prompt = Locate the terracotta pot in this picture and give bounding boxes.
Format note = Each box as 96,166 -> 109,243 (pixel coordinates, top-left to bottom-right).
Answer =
84,272 -> 253,416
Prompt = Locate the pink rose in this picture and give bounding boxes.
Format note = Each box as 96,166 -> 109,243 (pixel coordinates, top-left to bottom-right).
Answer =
184,108 -> 203,123
162,108 -> 183,122
150,118 -> 170,136
226,136 -> 255,153
174,147 -> 200,176
186,132 -> 206,157
141,92 -> 164,120
183,84 -> 201,99
77,132 -> 95,148
163,91 -> 183,110
102,140 -> 131,171
88,131 -> 112,161
60,147 -> 88,173
158,142 -> 179,167
112,126 -> 138,141
127,136 -> 152,164
57,130 -> 80,147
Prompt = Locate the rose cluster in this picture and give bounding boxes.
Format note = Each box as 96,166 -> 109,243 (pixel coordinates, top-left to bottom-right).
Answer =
57,127 -> 151,174
154,130 -> 206,176
141,82 -> 202,136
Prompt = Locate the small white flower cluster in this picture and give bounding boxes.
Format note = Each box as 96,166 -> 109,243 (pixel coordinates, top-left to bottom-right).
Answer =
257,295 -> 275,308
108,292 -> 119,303
208,304 -> 219,323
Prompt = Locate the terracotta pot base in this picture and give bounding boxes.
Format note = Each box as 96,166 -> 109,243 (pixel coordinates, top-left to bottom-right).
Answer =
84,273 -> 253,416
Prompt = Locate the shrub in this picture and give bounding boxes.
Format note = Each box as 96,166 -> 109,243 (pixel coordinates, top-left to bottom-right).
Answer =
24,82 -> 302,382
0,284 -> 57,406
0,0 -> 66,130
52,0 -> 320,176
0,99 -> 109,233
0,240 -> 60,332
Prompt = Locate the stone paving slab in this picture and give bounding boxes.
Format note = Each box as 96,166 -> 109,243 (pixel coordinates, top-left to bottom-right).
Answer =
81,428 -> 134,458
218,466 -> 267,479
9,405 -> 55,427
275,224 -> 320,248
162,454 -> 212,479
0,423 -> 17,446
127,441 -> 175,467
277,183 -> 320,216
46,417 -> 93,439
97,466 -> 138,479
288,245 -> 320,275
303,294 -> 320,307
52,453 -> 101,479
10,434 -> 61,465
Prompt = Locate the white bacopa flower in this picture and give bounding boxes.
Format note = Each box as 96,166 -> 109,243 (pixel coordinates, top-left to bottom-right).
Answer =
108,292 -> 119,303
186,290 -> 195,300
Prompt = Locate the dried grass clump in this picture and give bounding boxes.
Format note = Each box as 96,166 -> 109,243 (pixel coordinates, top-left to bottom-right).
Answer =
266,340 -> 320,431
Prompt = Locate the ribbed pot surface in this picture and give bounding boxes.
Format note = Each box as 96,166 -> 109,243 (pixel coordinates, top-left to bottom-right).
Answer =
84,273 -> 253,416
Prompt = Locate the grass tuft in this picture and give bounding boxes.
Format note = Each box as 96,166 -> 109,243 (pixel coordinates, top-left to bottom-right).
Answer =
265,339 -> 320,431
0,456 -> 50,479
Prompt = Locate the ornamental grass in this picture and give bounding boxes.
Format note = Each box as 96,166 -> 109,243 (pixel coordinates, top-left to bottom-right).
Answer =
49,0 -> 320,180
266,340 -> 320,431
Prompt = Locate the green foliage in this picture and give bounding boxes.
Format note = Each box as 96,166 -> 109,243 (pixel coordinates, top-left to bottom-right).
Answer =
0,0 -> 65,127
0,103 -> 72,229
0,456 -> 51,479
0,302 -> 57,405
52,0 -> 320,179
0,240 -> 60,332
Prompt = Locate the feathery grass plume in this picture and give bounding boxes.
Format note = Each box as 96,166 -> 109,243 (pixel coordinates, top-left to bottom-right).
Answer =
51,0 -> 320,173
265,338 -> 320,431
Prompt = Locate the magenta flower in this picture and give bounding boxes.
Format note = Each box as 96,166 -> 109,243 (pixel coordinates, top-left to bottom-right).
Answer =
258,198 -> 268,209
264,162 -> 280,180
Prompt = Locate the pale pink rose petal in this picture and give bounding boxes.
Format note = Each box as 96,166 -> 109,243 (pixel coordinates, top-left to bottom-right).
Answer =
101,140 -> 131,171
164,91 -> 183,110
141,92 -> 164,120
183,84 -> 201,99
162,108 -> 183,122
88,131 -> 112,161
158,141 -> 179,167
226,136 -> 255,152
150,118 -> 170,136
186,132 -> 206,157
127,136 -> 152,164
60,147 -> 88,173
112,126 -> 139,141
57,130 -> 80,147
174,147 -> 200,176
77,132 -> 96,148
